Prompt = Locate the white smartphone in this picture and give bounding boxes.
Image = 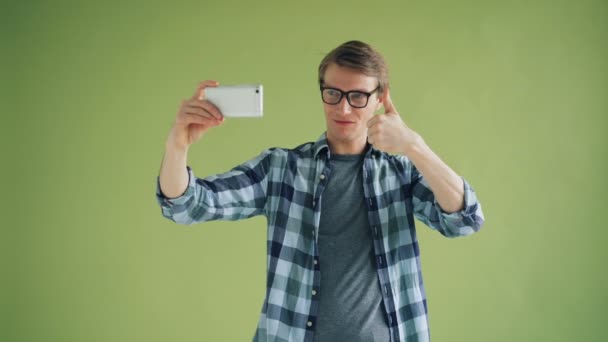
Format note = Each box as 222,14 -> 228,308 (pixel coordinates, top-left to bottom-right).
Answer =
205,84 -> 263,118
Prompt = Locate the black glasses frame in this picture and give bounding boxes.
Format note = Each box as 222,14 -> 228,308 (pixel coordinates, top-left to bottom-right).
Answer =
319,86 -> 380,108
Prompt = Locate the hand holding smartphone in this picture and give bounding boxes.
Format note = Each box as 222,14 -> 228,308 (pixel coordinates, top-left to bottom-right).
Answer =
205,84 -> 263,118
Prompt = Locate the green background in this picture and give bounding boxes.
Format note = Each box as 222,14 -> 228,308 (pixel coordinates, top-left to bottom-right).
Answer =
3,0 -> 607,341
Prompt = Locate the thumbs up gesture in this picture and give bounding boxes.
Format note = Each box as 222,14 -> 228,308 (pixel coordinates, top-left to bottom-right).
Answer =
366,89 -> 421,156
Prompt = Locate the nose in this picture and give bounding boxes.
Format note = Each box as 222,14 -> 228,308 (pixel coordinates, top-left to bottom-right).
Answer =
335,96 -> 353,115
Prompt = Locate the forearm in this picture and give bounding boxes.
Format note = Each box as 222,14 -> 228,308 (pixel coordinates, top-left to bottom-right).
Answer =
159,140 -> 190,199
405,136 -> 465,213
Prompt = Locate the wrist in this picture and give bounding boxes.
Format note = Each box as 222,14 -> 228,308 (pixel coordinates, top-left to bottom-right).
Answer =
165,129 -> 190,153
165,137 -> 189,155
401,131 -> 425,157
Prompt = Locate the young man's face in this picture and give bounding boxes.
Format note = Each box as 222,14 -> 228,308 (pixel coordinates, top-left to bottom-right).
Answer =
321,63 -> 383,153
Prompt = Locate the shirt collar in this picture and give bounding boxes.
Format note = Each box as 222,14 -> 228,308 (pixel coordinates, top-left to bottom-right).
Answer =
312,133 -> 330,158
313,132 -> 383,159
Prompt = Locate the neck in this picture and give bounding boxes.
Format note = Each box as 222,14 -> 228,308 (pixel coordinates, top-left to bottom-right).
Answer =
327,134 -> 367,155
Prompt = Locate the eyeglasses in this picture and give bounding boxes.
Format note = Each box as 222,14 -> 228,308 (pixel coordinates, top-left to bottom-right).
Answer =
320,85 -> 379,108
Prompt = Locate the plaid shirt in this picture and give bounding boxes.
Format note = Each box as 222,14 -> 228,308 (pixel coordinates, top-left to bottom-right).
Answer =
156,133 -> 484,342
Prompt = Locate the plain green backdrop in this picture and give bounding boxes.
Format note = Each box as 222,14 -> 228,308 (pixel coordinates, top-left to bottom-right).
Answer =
3,0 -> 607,341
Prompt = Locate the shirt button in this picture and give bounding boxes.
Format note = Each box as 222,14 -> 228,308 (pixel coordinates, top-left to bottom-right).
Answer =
312,201 -> 316,206
312,290 -> 317,295
307,321 -> 313,327
319,174 -> 326,180
313,259 -> 318,265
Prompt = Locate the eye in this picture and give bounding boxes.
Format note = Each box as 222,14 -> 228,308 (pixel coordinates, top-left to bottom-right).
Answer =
350,92 -> 366,100
326,89 -> 340,96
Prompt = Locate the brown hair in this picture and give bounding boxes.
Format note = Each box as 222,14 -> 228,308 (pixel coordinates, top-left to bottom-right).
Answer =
318,40 -> 389,95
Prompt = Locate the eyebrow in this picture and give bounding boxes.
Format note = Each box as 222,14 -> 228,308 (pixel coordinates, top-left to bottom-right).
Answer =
322,84 -> 373,93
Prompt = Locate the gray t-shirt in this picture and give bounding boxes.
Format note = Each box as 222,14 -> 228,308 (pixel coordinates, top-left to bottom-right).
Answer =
313,153 -> 390,342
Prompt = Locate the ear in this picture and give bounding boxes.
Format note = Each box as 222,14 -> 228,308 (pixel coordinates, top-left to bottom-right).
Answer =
374,92 -> 384,112
375,102 -> 383,112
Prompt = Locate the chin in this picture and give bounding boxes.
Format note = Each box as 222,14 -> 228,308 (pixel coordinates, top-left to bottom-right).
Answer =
330,129 -> 359,142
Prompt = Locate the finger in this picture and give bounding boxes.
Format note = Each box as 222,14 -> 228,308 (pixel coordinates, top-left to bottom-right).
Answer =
185,100 -> 224,120
191,80 -> 220,100
367,126 -> 380,138
367,113 -> 387,128
383,88 -> 396,114
367,115 -> 380,128
367,134 -> 375,145
184,109 -> 218,122
178,107 -> 221,121
189,116 -> 218,127
177,112 -> 218,127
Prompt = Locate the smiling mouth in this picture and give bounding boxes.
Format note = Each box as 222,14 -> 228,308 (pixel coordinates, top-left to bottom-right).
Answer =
334,120 -> 354,124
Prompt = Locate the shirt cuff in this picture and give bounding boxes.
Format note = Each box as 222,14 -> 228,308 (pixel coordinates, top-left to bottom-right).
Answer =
434,176 -> 479,220
155,166 -> 195,208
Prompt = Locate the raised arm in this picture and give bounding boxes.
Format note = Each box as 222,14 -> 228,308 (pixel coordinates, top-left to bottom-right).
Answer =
159,80 -> 224,198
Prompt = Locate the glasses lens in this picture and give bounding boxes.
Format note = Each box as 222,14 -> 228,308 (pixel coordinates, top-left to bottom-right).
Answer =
322,88 -> 342,104
348,92 -> 368,108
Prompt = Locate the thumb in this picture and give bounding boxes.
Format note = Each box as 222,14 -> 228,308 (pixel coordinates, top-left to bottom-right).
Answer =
383,88 -> 396,114
191,80 -> 219,100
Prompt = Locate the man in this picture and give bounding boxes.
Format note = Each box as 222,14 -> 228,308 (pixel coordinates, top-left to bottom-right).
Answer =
156,40 -> 484,342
